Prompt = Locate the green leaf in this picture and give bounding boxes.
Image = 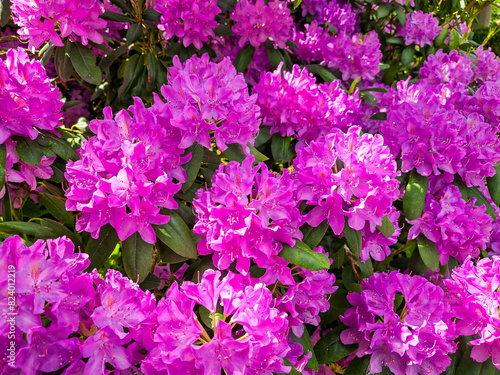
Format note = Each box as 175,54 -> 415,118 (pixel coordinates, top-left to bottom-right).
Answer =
214,24 -> 233,37
217,0 -> 237,12
14,137 -> 43,165
118,53 -> 145,97
286,40 -> 300,49
377,3 -> 391,18
265,42 -> 289,70
38,218 -> 81,247
98,44 -> 129,71
343,355 -> 370,375
271,134 -> 295,164
456,346 -> 498,375
386,37 -> 404,44
369,112 -> 387,121
146,52 -> 168,92
314,325 -> 357,365
395,5 -> 406,26
417,234 -> 440,271
85,224 -> 120,271
110,0 -> 133,14
254,127 -> 272,147
302,220 -> 329,249
403,170 -> 429,220
69,42 -> 102,85
294,0 -> 302,9
486,164 -> 500,207
449,28 -> 460,50
139,273 -> 161,291
343,220 -> 362,258
222,143 -> 247,163
40,43 -> 55,66
38,193 -> 74,225
142,8 -> 161,23
466,185 -> 497,221
435,27 -> 449,48
401,45 -> 415,65
291,329 -> 319,371
99,11 -> 130,22
182,142 -> 204,193
306,64 -> 336,82
359,258 -> 373,277
0,0 -> 11,27
278,240 -> 330,271
154,211 -> 198,259
0,143 -> 6,193
233,44 -> 255,73
0,221 -> 60,238
126,23 -> 142,45
35,131 -> 79,161
156,241 -> 190,264
376,216 -> 395,238
122,232 -> 153,283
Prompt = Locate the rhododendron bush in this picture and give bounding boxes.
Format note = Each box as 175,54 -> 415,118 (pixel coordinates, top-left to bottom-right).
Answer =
2,0 -> 500,374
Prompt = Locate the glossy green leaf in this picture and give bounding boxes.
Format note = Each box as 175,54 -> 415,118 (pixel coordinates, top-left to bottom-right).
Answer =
417,234 -> 440,271
435,27 -> 450,48
118,54 -> 145,97
99,44 -> 129,71
35,131 -> 79,161
359,258 -> 373,277
456,346 -> 498,375
343,220 -> 362,258
86,224 -> 120,271
403,170 -> 429,220
156,241 -> 190,264
344,355 -> 371,375
126,23 -> 142,45
139,273 -> 161,291
278,240 -> 330,271
291,329 -> 319,371
0,0 -> 11,27
449,29 -> 460,50
54,44 -> 74,82
401,45 -> 415,65
38,218 -> 81,246
486,164 -> 500,207
377,3 -> 391,18
314,325 -> 357,365
14,137 -> 43,165
69,42 -> 102,85
0,143 -> 6,193
302,220 -> 329,249
395,5 -> 406,26
265,42 -> 289,70
154,211 -> 198,259
100,11 -> 130,22
214,24 -> 233,37
233,44 -> 255,73
122,232 -> 153,283
294,0 -> 302,9
466,185 -> 497,221
38,193 -> 74,225
376,215 -> 395,238
182,143 -> 204,193
142,8 -> 161,23
386,37 -> 404,44
271,134 -> 295,164
0,221 -> 60,238
110,0 -> 133,14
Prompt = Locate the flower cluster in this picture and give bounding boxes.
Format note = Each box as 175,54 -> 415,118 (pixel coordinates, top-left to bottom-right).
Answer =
399,10 -> 441,47
11,0 -> 107,50
231,0 -> 293,49
380,74 -> 500,185
419,49 -> 474,88
193,156 -> 304,274
301,0 -> 358,34
471,45 -> 500,83
158,53 -> 260,151
65,97 -> 188,244
293,126 -> 400,236
142,269 -> 291,374
444,256 -> 500,369
0,48 -> 62,144
153,0 -> 221,49
253,64 -> 362,144
341,271 -> 457,375
408,184 -> 493,264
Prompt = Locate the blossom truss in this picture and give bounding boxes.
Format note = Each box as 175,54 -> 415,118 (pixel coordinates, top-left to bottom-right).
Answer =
193,155 -> 305,274
399,10 -> 441,48
153,0 -> 221,49
253,63 -> 363,145
408,184 -> 493,264
65,97 -> 189,244
11,0 -> 107,50
141,269 -> 291,375
444,256 -> 500,369
341,271 -> 457,375
158,53 -> 261,151
293,126 -> 400,237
